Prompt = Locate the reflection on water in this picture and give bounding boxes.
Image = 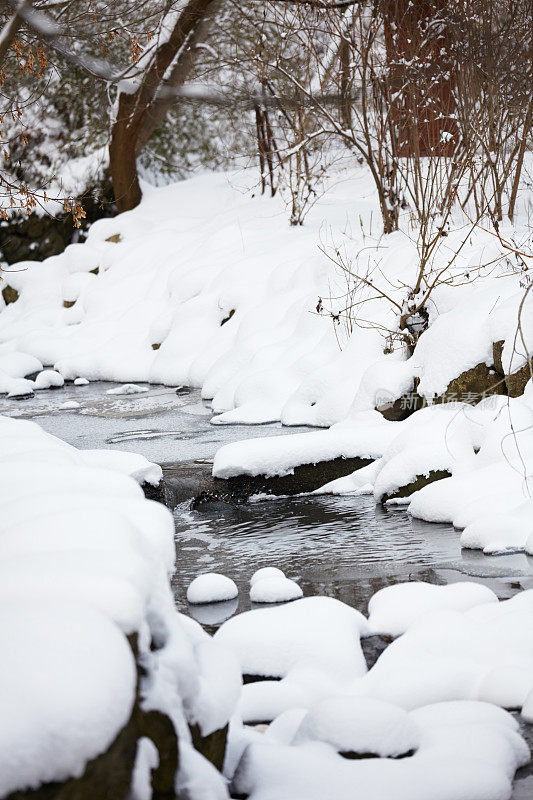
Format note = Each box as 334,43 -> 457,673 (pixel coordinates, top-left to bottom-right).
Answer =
172,494 -> 533,619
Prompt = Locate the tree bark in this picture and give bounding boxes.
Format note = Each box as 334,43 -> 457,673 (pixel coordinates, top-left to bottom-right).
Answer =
109,0 -> 219,213
384,0 -> 458,157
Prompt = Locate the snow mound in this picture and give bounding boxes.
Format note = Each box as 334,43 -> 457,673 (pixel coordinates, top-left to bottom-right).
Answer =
187,573 -> 239,604
367,581 -> 498,636
74,377 -> 90,385
215,596 -> 369,681
34,369 -> 65,389
0,602 -> 136,797
232,699 -> 528,800
250,577 -> 303,604
250,567 -> 286,586
107,383 -> 149,395
293,696 -> 420,757
0,414 -> 241,795
6,377 -> 34,397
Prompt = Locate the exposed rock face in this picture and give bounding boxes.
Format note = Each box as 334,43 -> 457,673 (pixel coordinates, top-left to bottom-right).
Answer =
381,469 -> 451,504
145,457 -> 375,508
376,382 -> 424,422
210,456 -> 374,501
438,362 -> 506,404
5,711 -> 140,800
190,723 -> 228,773
493,339 -> 532,398
1,285 -> 19,305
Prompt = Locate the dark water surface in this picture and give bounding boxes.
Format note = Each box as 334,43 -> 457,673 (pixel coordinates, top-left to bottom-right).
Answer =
171,492 -> 533,622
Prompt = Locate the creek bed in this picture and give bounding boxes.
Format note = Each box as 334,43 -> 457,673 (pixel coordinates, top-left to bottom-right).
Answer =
2,381 -> 533,798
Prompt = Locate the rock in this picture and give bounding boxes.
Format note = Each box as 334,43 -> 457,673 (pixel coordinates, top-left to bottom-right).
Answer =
438,361 -> 506,404
5,708 -> 140,800
0,194 -> 115,264
212,455 -> 374,501
63,300 -> 76,309
493,340 -> 532,398
105,233 -> 122,243
189,723 -> 228,773
382,469 -> 451,504
506,362 -> 533,398
361,634 -> 393,670
377,383 -> 424,422
1,285 -> 19,305
138,709 -> 179,797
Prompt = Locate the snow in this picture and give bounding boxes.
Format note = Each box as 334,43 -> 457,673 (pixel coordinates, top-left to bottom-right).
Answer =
0,602 -> 136,796
215,596 -> 369,681
107,383 -> 150,395
213,415 -> 394,479
250,576 -> 303,604
293,696 -> 421,757
0,414 -> 241,795
358,591 -> 533,710
34,369 -> 65,389
367,581 -> 498,637
59,399 -> 80,409
250,576 -> 303,603
250,567 -> 286,586
6,377 -> 34,397
231,700 -> 528,800
74,376 -> 90,385
187,573 -> 239,604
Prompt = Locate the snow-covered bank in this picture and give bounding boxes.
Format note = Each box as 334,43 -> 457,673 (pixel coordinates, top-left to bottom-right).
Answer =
0,415 -> 240,798
1,165 -> 531,551
0,167 -> 530,425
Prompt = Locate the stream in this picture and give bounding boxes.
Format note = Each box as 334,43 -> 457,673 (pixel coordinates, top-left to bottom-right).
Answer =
2,380 -> 533,797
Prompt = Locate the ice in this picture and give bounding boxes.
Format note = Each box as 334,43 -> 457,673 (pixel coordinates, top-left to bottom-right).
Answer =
187,573 -> 239,604
59,400 -> 81,409
107,383 -> 150,395
250,577 -> 303,604
367,581 -> 498,637
34,369 -> 65,389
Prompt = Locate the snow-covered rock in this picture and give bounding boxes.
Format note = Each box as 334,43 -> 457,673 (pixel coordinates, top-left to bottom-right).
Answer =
106,383 -> 149,395
250,576 -> 303,604
367,581 -> 498,637
34,369 -> 65,389
250,567 -> 286,586
293,696 -> 420,757
187,573 -> 239,604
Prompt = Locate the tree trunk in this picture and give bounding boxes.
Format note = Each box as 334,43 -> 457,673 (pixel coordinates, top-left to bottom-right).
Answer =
109,95 -> 142,214
384,0 -> 458,157
108,0 -> 218,213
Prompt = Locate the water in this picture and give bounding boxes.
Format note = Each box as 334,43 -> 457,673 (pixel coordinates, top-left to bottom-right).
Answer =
172,492 -> 533,623
3,382 -> 533,796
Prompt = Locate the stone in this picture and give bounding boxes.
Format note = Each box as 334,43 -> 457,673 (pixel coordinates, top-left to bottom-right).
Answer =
211,456 -> 374,501
189,723 -> 228,773
382,469 -> 451,504
438,361 -> 506,404
105,233 -> 122,243
493,340 -> 531,398
1,285 -> 19,305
